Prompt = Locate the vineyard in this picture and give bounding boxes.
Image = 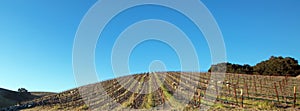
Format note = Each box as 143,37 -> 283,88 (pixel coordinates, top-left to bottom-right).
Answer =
11,72 -> 300,111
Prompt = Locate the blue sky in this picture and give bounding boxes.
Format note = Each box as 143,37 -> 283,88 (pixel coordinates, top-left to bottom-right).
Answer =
0,0 -> 299,92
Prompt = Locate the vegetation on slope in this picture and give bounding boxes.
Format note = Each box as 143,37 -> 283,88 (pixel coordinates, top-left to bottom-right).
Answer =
209,56 -> 300,76
0,88 -> 54,108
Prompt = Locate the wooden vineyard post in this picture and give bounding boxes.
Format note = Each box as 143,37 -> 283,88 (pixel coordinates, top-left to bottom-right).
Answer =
274,83 -> 279,103
282,79 -> 287,104
229,74 -> 231,83
279,81 -> 283,93
285,75 -> 288,85
294,86 -> 296,108
259,79 -> 262,94
197,88 -> 201,107
58,97 -> 62,108
215,80 -> 219,101
42,99 -> 45,107
279,81 -> 284,100
241,89 -> 244,108
254,78 -> 257,95
193,95 -> 197,107
227,83 -> 231,96
237,75 -> 240,85
251,76 -> 254,89
243,78 -> 246,98
246,82 -> 249,98
161,88 -> 165,104
248,77 -> 251,92
234,85 -> 238,106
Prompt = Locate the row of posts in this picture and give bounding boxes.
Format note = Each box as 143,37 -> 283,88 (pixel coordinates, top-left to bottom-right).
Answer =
224,75 -> 297,108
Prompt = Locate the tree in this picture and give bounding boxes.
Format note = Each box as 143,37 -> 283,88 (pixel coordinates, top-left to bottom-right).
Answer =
17,88 -> 31,105
208,62 -> 253,74
253,56 -> 300,76
208,56 -> 300,76
18,88 -> 31,96
18,88 -> 28,93
208,62 -> 227,73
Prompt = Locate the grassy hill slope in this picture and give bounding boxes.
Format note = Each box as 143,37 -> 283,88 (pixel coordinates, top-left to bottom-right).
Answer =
9,72 -> 300,110
0,88 -> 55,108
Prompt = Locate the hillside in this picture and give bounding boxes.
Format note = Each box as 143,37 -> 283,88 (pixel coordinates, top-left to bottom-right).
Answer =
0,88 -> 55,109
3,72 -> 300,111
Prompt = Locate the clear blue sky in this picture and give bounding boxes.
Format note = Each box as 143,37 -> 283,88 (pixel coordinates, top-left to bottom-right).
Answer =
0,0 -> 299,92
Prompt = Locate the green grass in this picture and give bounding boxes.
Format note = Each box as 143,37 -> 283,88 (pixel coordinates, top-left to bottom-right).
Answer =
212,103 -> 226,109
0,95 -> 17,108
244,99 -> 276,110
80,104 -> 89,110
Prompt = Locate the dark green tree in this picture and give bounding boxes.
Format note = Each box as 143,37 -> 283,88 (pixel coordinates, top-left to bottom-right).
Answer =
253,56 -> 300,76
208,62 -> 253,74
208,56 -> 300,76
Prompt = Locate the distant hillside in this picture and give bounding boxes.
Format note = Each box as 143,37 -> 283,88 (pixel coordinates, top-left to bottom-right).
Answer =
0,88 -> 55,108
